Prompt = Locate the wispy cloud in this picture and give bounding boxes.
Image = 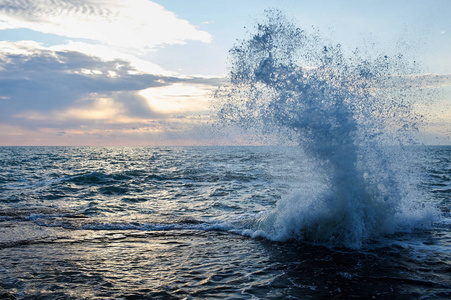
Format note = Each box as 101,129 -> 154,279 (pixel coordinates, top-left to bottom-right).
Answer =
394,73 -> 451,89
0,0 -> 211,50
50,41 -> 173,75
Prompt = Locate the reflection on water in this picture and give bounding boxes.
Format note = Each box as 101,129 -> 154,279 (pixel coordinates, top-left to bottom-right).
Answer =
0,146 -> 450,299
1,228 -> 450,299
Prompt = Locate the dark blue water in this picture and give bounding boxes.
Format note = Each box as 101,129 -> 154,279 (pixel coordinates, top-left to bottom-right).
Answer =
0,146 -> 450,299
1,9 -> 450,300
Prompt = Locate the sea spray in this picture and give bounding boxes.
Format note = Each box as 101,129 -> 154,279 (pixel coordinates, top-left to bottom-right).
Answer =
215,10 -> 438,248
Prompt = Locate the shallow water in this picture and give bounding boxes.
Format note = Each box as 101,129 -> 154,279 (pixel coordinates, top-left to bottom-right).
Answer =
0,146 -> 450,299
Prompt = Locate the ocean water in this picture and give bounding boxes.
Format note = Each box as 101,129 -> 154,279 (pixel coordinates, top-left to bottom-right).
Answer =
214,9 -> 440,250
2,9 -> 450,300
0,145 -> 450,299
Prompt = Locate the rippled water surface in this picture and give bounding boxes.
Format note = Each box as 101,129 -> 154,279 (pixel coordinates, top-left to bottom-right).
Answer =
0,146 -> 450,299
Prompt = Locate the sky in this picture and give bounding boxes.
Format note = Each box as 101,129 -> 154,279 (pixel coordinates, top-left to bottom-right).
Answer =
0,0 -> 450,146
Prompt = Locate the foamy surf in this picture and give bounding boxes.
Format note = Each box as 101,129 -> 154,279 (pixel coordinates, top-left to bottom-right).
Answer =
215,10 -> 440,248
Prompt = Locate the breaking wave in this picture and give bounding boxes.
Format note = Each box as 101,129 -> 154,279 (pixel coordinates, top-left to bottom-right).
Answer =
215,10 -> 439,248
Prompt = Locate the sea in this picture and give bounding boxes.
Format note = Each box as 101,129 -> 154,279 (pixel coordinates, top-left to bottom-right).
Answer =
2,9 -> 451,300
0,145 -> 450,299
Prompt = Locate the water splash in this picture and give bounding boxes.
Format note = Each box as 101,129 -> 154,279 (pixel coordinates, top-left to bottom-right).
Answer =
215,10 -> 438,248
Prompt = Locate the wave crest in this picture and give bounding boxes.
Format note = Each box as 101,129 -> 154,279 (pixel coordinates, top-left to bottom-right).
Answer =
215,9 -> 439,248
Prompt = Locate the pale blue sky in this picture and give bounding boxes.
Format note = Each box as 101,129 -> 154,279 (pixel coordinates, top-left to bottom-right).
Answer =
0,0 -> 449,145
149,0 -> 451,75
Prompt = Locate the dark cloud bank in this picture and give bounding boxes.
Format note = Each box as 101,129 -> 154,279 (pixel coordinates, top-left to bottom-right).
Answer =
0,48 -> 222,130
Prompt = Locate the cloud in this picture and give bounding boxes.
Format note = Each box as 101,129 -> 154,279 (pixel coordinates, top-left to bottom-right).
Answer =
50,41 -> 173,75
383,73 -> 451,91
0,42 -> 167,118
0,41 -> 222,145
0,0 -> 211,50
139,83 -> 213,114
420,74 -> 451,88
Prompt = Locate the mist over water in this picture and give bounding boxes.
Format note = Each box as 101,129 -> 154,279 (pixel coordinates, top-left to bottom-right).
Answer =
216,10 -> 439,248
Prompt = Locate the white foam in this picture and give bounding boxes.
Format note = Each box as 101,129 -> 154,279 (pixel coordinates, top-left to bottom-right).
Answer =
215,10 -> 440,248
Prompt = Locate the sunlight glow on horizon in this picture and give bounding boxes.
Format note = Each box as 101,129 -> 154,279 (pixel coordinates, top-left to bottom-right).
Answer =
140,83 -> 212,114
0,0 -> 449,146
